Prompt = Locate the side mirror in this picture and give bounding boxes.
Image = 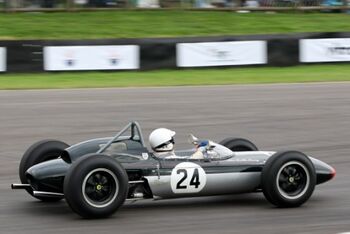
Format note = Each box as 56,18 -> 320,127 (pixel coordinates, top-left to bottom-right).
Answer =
189,134 -> 199,146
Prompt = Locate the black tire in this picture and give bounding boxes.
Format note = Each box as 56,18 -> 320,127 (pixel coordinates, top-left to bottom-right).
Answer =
19,139 -> 69,202
261,151 -> 316,208
64,154 -> 128,219
219,137 -> 258,152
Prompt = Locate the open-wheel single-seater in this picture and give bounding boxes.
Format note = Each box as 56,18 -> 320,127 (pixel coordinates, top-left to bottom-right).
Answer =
12,122 -> 335,218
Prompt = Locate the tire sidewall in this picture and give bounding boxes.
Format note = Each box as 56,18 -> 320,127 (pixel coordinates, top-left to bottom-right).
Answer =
19,140 -> 69,201
64,154 -> 128,218
19,140 -> 69,183
219,137 -> 258,152
262,151 -> 316,207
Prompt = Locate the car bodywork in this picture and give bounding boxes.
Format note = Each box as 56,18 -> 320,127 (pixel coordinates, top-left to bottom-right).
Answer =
12,122 -> 335,201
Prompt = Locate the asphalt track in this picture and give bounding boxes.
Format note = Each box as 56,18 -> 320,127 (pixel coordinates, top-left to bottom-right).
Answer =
0,83 -> 349,234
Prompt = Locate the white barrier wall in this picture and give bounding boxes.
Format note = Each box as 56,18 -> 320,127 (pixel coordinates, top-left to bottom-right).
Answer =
3,34 -> 350,73
44,45 -> 140,71
176,41 -> 267,67
0,47 -> 6,72
300,38 -> 350,63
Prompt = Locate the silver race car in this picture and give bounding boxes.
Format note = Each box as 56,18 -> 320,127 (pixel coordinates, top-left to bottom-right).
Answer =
11,122 -> 335,218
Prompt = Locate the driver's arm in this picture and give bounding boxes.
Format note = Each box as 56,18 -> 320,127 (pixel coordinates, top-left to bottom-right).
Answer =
190,141 -> 209,159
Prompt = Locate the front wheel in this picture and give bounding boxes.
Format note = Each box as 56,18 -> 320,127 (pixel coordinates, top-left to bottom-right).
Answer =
261,151 -> 316,207
64,154 -> 128,219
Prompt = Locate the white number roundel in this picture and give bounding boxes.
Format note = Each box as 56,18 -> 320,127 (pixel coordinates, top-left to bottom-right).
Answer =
170,162 -> 207,194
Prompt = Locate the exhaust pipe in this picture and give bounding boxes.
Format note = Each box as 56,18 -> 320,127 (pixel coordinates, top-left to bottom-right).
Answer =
12,183 -> 64,198
11,183 -> 31,189
33,191 -> 64,198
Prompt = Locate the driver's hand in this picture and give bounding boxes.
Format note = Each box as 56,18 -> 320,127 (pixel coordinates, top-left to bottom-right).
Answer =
191,149 -> 204,159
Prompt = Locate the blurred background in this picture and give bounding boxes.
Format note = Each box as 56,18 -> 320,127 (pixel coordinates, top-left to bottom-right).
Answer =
0,0 -> 348,10
0,0 -> 349,233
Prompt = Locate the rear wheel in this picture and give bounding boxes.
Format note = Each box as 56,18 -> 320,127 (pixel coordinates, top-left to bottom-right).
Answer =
219,137 -> 258,152
64,154 -> 128,219
261,151 -> 316,207
19,140 -> 69,202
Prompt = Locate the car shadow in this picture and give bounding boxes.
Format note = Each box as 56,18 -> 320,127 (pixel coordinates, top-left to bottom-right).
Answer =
13,193 -> 327,220
123,193 -> 268,211
15,193 -> 268,218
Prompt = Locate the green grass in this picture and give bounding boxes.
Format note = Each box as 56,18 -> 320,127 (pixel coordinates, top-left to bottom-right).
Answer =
0,11 -> 349,39
0,64 -> 349,89
0,11 -> 349,89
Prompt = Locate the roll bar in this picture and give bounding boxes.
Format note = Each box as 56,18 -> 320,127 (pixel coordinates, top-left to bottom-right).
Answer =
97,121 -> 145,154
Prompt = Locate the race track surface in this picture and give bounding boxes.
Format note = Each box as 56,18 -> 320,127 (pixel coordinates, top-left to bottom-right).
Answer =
0,83 -> 349,234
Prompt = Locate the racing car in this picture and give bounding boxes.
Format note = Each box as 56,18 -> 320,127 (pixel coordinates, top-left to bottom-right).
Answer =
11,122 -> 335,218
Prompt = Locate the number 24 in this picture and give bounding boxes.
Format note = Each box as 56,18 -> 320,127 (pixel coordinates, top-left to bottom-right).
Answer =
176,168 -> 200,189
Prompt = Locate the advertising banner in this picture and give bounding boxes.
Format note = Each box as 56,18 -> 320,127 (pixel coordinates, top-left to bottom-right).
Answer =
300,38 -> 350,63
176,41 -> 267,67
44,45 -> 139,71
0,47 -> 6,72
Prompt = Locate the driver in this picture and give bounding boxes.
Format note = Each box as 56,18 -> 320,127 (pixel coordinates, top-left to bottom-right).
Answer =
149,128 -> 206,159
149,128 -> 177,158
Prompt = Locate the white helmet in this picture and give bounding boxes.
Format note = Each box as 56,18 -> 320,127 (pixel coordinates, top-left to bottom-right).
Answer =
149,128 -> 176,152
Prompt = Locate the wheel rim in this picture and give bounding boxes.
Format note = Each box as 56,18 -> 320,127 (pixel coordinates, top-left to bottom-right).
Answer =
82,168 -> 119,208
276,161 -> 310,200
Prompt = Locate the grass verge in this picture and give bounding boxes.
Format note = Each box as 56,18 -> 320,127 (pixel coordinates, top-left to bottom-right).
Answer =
0,11 -> 349,40
0,64 -> 349,89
